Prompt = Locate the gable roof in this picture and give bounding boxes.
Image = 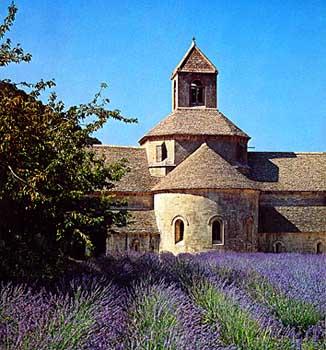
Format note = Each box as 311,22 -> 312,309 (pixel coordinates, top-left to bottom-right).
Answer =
171,41 -> 217,78
248,152 -> 326,192
139,108 -> 249,144
93,145 -> 159,192
153,143 -> 257,191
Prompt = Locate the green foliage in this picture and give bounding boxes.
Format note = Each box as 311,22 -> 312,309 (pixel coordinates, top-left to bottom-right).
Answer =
42,286 -> 101,350
245,274 -> 322,330
127,285 -> 179,350
0,2 -> 136,279
191,281 -> 291,350
0,281 -> 113,350
0,2 -> 31,66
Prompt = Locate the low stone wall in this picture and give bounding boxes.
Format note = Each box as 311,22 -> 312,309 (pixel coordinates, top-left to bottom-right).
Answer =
259,232 -> 326,253
106,232 -> 160,253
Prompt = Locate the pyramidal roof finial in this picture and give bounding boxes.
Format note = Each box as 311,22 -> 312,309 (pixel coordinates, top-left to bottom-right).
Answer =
192,36 -> 196,46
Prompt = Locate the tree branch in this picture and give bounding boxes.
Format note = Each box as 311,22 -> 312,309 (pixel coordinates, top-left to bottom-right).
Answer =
7,165 -> 28,184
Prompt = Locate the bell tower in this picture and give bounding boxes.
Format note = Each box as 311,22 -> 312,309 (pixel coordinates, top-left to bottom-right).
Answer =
140,40 -> 250,177
171,38 -> 218,110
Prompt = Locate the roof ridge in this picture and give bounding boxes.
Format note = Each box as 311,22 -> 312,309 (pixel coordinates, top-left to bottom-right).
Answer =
249,151 -> 326,155
93,144 -> 142,149
176,107 -> 217,110
294,152 -> 326,155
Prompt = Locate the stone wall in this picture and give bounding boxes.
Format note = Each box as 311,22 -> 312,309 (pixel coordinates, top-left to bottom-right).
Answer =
177,72 -> 217,108
142,139 -> 175,177
259,232 -> 326,253
154,189 -> 259,254
175,136 -> 248,167
142,135 -> 248,178
106,232 -> 160,253
107,190 -> 325,255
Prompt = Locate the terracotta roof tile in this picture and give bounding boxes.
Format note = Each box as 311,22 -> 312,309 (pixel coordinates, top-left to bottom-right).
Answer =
139,108 -> 249,143
248,152 -> 326,192
153,143 -> 257,191
93,145 -> 159,192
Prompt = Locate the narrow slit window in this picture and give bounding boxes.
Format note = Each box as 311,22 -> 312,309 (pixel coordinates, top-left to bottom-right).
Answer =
274,242 -> 283,253
131,239 -> 140,252
175,219 -> 184,244
316,242 -> 323,254
212,220 -> 222,244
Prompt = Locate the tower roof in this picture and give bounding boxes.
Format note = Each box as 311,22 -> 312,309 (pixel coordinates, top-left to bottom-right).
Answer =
171,40 -> 217,79
139,108 -> 249,144
153,143 -> 257,191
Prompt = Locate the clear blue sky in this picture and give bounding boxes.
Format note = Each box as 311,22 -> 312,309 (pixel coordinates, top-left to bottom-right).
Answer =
1,0 -> 325,151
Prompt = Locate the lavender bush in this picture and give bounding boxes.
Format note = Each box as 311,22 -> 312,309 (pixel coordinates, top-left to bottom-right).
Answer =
0,252 -> 325,349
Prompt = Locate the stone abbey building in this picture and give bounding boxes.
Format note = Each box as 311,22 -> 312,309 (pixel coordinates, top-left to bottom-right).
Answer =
95,41 -> 326,254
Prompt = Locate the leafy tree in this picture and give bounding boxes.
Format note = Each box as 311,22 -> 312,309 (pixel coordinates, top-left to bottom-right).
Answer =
0,3 -> 135,279
0,2 -> 31,66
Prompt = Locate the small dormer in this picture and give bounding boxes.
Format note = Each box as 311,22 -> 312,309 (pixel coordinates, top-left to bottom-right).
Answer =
171,39 -> 218,110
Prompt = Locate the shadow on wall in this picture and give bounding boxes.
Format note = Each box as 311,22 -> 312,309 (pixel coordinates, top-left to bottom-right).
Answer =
248,152 -> 298,183
259,207 -> 300,233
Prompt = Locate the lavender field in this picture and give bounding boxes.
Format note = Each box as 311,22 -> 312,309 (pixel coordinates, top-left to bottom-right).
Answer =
1,253 -> 325,350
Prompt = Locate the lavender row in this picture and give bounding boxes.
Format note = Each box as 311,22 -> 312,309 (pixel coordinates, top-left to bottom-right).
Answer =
1,252 -> 325,349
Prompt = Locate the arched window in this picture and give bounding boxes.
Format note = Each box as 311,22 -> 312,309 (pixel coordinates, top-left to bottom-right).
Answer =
211,219 -> 223,245
316,242 -> 323,254
274,241 -> 284,254
190,80 -> 204,106
131,239 -> 140,252
175,219 -> 184,244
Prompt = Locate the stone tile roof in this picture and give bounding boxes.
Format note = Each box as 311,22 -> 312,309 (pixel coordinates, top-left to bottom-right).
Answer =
259,206 -> 326,233
139,108 -> 249,143
248,152 -> 326,192
153,143 -> 257,191
93,145 -> 159,192
112,210 -> 159,234
171,41 -> 217,78
92,147 -> 325,194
